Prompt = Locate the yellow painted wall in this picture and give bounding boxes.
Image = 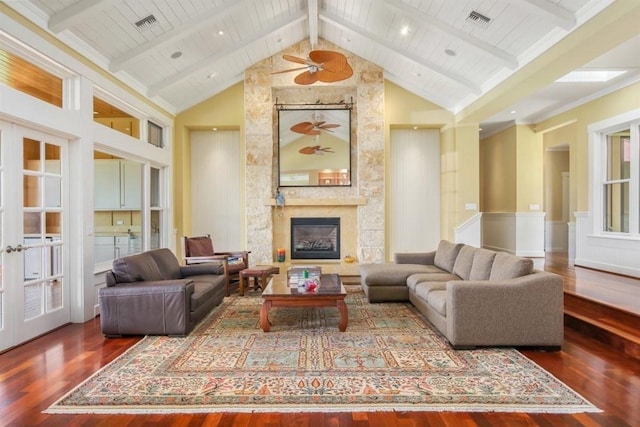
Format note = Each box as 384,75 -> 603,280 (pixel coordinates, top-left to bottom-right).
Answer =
536,81 -> 640,213
480,126 -> 517,212
173,82 -> 245,246
516,125 -> 543,212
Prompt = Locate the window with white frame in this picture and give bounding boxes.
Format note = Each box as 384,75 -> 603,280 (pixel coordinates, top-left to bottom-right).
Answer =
590,111 -> 640,237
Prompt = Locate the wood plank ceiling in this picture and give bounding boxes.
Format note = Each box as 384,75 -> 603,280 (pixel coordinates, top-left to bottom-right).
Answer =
5,0 -> 640,134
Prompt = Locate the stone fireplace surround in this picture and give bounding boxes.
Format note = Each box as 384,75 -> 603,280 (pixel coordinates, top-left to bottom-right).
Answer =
244,39 -> 385,270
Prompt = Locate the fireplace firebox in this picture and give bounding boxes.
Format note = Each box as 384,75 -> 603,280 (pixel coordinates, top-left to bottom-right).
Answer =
291,217 -> 340,260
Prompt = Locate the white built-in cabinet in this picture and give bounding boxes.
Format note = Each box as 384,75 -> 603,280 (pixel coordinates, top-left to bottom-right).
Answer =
94,159 -> 142,210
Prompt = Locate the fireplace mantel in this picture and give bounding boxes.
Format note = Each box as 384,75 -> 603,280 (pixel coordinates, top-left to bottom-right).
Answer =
265,197 -> 366,206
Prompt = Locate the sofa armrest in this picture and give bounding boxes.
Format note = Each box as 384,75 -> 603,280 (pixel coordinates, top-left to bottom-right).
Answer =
395,251 -> 435,265
180,263 -> 224,277
99,279 -> 195,336
445,272 -> 564,347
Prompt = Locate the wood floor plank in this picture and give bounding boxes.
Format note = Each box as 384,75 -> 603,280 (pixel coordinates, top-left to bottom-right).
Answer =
1,254 -> 639,426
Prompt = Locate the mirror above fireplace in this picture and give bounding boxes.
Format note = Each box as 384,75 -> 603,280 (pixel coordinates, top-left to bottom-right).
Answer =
278,107 -> 351,187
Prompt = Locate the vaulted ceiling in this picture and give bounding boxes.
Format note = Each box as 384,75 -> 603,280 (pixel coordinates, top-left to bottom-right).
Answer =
7,0 -> 640,136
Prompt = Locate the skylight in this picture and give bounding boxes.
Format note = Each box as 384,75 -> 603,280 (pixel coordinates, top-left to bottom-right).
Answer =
556,70 -> 627,83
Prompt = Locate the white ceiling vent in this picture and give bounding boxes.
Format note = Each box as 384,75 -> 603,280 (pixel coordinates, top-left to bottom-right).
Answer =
466,10 -> 492,28
134,15 -> 158,32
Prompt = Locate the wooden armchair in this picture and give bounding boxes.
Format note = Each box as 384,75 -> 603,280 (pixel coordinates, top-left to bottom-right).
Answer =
182,234 -> 249,296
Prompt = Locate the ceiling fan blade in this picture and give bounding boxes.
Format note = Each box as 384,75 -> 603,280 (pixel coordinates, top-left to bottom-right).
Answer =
309,50 -> 348,73
282,54 -> 311,65
290,122 -> 315,134
315,68 -> 351,83
294,71 -> 318,85
270,66 -> 308,75
299,146 -> 320,155
305,129 -> 321,135
319,123 -> 339,130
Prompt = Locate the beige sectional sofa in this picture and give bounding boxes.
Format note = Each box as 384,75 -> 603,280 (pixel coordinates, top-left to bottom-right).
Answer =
360,241 -> 564,350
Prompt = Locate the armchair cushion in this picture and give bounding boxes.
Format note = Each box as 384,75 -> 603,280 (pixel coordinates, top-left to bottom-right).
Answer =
186,235 -> 215,256
180,263 -> 225,277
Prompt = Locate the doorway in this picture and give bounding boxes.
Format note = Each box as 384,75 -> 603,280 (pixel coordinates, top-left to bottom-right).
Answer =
0,123 -> 69,352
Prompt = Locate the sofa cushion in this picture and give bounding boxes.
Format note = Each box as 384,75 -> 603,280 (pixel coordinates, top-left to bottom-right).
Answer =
452,245 -> 476,280
489,252 -> 534,281
426,290 -> 447,316
147,248 -> 183,280
414,281 -> 447,300
190,278 -> 219,311
434,240 -> 464,273
469,248 -> 497,280
360,263 -> 437,287
407,273 -> 459,291
112,253 -> 163,283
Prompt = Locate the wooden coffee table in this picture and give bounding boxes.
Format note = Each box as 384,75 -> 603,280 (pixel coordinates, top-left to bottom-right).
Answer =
260,273 -> 348,332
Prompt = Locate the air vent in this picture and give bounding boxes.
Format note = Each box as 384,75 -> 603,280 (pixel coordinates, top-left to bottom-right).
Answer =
134,14 -> 158,31
466,10 -> 492,28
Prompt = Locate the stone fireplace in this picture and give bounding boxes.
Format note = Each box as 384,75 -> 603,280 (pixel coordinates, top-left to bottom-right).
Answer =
244,39 -> 385,267
291,217 -> 340,260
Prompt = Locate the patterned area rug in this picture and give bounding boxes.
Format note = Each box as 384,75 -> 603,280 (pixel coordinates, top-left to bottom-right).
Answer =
46,286 -> 599,414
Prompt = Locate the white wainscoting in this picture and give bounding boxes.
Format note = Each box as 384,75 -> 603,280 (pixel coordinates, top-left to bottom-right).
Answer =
482,212 -> 546,256
575,212 -> 640,277
454,213 -> 482,247
545,221 -> 568,252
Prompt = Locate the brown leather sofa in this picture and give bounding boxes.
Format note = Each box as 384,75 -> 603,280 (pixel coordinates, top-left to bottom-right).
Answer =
99,248 -> 226,337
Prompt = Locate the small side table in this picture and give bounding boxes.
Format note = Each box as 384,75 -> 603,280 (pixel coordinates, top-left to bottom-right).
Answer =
239,266 -> 280,296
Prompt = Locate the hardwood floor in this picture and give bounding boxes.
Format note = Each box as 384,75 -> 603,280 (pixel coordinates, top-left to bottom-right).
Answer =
1,253 -> 640,426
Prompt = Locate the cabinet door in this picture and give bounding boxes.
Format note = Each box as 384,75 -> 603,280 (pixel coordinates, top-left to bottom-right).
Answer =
94,160 -> 121,209
94,236 -> 115,263
121,160 -> 141,209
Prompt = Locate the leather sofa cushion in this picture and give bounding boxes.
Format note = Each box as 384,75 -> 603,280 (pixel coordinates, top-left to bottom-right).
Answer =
434,240 -> 463,273
190,278 -> 220,311
112,253 -> 163,283
469,248 -> 497,280
148,248 -> 183,279
452,245 -> 475,280
489,252 -> 533,281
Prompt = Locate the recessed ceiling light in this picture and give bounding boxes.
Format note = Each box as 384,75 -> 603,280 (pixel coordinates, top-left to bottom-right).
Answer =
217,30 -> 224,36
400,25 -> 409,36
413,126 -> 418,130
510,110 -> 517,114
212,127 -> 218,131
170,51 -> 182,59
556,70 -> 627,83
445,49 -> 456,56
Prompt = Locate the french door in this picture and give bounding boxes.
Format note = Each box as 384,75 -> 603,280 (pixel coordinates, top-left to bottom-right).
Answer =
0,122 -> 69,352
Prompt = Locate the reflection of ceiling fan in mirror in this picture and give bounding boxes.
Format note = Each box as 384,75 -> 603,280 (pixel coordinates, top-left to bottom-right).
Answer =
290,120 -> 340,136
272,50 -> 353,85
299,145 -> 334,155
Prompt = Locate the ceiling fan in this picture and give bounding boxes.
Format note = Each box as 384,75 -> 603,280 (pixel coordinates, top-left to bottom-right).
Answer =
299,145 -> 334,155
290,120 -> 340,136
272,50 -> 353,85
